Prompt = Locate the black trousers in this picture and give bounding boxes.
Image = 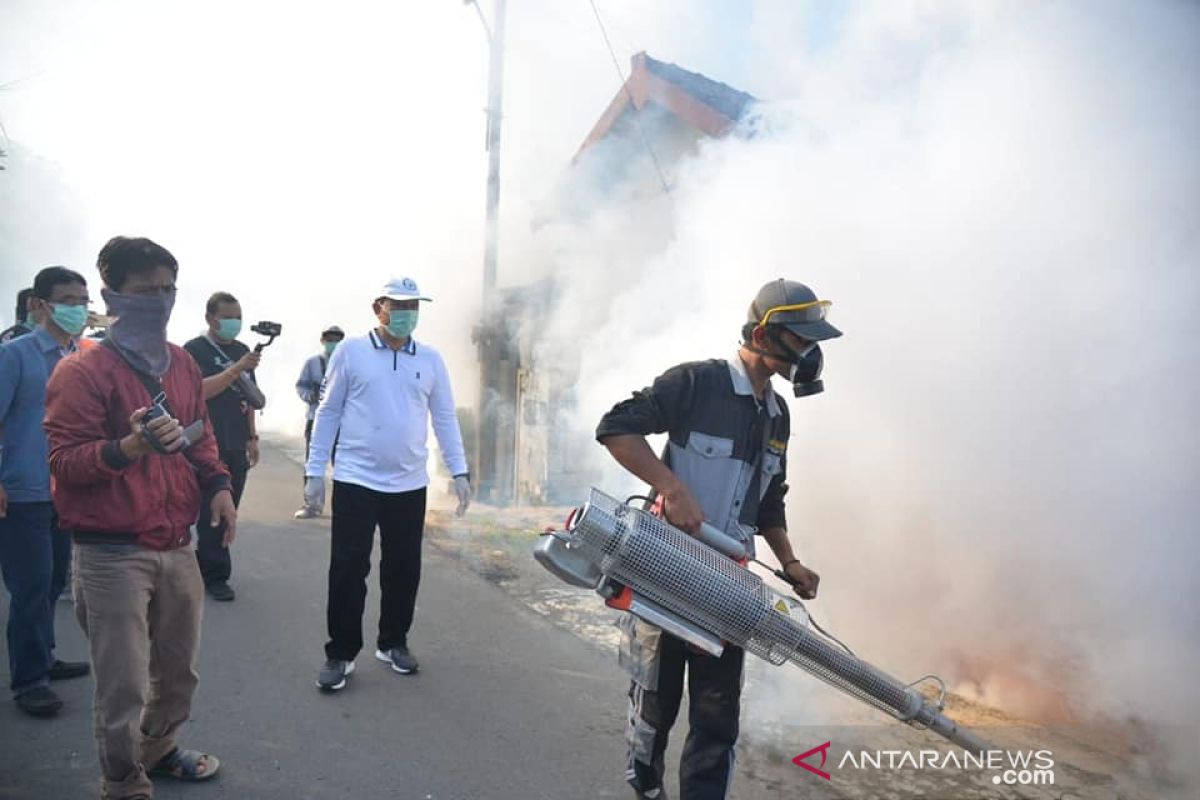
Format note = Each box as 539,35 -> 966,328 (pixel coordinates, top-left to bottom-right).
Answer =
325,481 -> 426,661
627,635 -> 745,800
196,448 -> 248,586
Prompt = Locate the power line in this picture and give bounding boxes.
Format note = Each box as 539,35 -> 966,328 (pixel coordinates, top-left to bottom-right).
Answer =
586,0 -> 672,196
464,0 -> 492,42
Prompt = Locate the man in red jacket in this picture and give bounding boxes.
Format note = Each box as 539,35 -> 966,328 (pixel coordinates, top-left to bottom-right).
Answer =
44,236 -> 234,800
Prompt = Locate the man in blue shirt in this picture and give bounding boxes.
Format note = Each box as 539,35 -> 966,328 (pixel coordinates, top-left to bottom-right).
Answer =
0,267 -> 92,717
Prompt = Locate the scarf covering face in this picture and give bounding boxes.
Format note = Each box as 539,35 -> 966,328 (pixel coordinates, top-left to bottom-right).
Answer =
102,287 -> 175,376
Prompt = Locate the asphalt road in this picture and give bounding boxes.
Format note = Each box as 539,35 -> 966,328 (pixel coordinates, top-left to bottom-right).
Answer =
0,444 -> 630,800
1,442 -> 1145,800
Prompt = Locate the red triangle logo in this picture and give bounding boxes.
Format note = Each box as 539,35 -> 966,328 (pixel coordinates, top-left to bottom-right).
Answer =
792,741 -> 832,780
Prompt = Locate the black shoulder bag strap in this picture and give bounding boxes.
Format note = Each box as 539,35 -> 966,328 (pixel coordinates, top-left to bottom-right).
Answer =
101,338 -> 202,457
101,338 -> 170,410
204,335 -> 267,410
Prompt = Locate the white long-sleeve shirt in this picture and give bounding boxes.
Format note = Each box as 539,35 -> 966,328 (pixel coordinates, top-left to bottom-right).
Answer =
304,330 -> 468,493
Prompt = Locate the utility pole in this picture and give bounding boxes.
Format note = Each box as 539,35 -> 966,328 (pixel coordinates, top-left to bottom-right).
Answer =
483,0 -> 505,303
468,0 -> 510,503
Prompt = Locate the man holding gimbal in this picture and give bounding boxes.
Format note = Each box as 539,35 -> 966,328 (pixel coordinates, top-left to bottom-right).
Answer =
183,292 -> 262,602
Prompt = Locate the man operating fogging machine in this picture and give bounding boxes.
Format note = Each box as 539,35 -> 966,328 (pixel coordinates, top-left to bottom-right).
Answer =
596,279 -> 839,800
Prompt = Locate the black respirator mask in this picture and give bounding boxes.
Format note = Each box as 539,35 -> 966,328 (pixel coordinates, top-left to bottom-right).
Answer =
764,328 -> 825,398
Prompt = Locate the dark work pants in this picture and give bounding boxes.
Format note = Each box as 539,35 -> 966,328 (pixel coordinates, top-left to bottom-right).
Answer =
0,502 -> 68,695
325,481 -> 426,661
48,513 -> 71,652
627,634 -> 745,800
196,448 -> 248,586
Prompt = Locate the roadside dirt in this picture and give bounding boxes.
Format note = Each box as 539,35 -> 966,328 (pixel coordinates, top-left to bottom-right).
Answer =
425,504 -> 1188,800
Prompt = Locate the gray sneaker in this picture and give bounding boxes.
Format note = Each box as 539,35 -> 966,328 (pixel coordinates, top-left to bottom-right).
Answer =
375,646 -> 419,674
293,506 -> 320,519
316,659 -> 355,691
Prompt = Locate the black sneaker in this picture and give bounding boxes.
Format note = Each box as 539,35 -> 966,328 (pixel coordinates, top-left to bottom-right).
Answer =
48,659 -> 90,681
15,686 -> 63,718
206,581 -> 236,602
316,659 -> 355,691
375,646 -> 419,674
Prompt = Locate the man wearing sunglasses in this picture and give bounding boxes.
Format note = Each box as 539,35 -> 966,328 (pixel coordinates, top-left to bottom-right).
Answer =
596,279 -> 841,800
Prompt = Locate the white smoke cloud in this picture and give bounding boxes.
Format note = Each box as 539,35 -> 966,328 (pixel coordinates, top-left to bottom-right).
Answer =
0,0 -> 736,431
539,2 -> 1199,792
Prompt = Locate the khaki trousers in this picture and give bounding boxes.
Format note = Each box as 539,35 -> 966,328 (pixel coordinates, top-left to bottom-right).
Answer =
73,543 -> 204,800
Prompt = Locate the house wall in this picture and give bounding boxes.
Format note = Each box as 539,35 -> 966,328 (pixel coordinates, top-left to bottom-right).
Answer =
503,102 -> 714,505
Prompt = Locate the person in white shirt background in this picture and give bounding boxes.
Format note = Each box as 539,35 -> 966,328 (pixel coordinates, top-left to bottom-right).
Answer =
304,277 -> 471,692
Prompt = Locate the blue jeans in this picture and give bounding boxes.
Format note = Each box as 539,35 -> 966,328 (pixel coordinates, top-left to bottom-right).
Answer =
48,512 -> 71,651
0,501 -> 62,695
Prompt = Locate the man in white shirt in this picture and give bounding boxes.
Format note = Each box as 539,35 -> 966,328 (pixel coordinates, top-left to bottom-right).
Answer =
304,277 -> 471,691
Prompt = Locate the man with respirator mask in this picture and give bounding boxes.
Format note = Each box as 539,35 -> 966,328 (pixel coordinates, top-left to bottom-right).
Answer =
595,278 -> 841,800
44,237 -> 232,797
305,277 -> 471,692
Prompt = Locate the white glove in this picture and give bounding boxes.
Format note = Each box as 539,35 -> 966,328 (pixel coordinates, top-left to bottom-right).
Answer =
304,476 -> 326,514
453,475 -> 472,517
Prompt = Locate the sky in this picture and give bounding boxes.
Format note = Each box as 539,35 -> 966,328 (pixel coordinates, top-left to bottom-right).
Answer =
0,0 -> 724,407
2,1 -> 1198,788
0,0 -> 779,417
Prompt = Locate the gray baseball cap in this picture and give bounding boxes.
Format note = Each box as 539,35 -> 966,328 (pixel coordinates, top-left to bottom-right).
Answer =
748,279 -> 842,341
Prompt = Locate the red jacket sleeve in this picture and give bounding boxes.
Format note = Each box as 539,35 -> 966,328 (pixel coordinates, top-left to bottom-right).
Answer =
45,354 -> 130,486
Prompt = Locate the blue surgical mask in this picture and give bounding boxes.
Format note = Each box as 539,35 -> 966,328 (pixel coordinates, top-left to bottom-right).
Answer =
50,303 -> 88,336
323,341 -> 339,356
386,309 -> 418,339
216,318 -> 242,341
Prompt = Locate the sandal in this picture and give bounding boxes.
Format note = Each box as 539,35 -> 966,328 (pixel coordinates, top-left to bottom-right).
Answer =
148,747 -> 221,782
